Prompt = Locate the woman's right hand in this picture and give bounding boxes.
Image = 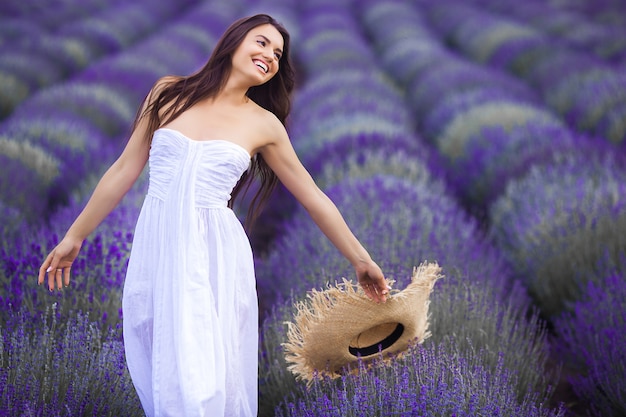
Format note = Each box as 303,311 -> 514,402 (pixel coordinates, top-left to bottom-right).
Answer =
355,259 -> 390,304
38,236 -> 83,291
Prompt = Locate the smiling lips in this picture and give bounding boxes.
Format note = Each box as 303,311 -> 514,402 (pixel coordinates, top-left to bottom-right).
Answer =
253,59 -> 269,73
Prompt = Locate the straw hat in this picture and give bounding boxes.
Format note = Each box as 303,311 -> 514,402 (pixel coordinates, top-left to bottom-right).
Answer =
283,262 -> 442,382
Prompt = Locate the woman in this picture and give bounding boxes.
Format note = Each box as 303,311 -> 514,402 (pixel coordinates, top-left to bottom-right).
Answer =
38,14 -> 389,417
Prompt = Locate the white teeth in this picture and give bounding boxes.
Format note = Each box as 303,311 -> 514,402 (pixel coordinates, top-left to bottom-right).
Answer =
254,60 -> 268,73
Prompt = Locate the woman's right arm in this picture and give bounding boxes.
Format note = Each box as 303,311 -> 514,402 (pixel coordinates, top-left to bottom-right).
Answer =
37,80 -> 164,291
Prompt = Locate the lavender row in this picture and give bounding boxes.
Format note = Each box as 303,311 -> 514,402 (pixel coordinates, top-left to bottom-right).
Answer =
489,153 -> 626,314
418,2 -> 626,408
356,0 -> 626,309
1,174 -> 146,325
278,340 -> 562,417
257,1 -> 560,415
546,0 -> 626,26
461,0 -> 626,65
0,170 -> 147,412
487,154 -> 626,415
355,1 -> 626,414
356,1 -> 570,211
0,0 -> 114,31
554,273 -> 626,416
419,0 -> 626,145
0,0 -> 198,120
0,306 -> 142,415
488,157 -> 626,413
0,1 -> 238,223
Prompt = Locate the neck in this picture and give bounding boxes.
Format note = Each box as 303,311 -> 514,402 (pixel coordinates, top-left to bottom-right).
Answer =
212,91 -> 249,106
216,78 -> 250,106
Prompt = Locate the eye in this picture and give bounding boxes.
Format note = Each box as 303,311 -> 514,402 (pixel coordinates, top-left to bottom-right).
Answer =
274,52 -> 282,60
257,40 -> 266,47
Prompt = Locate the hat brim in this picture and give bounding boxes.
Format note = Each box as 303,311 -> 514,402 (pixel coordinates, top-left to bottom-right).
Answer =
283,262 -> 442,381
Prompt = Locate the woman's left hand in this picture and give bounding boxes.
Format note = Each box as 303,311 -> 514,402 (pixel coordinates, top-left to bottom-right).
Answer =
355,261 -> 390,303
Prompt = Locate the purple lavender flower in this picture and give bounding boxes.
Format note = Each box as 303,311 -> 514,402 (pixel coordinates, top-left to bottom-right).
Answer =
273,340 -> 564,416
472,1 -> 626,64
0,175 -> 144,327
299,131 -> 428,186
0,136 -> 60,220
259,174 -> 512,303
489,150 -> 626,316
356,0 -> 452,85
554,272 -> 626,416
0,18 -> 45,45
419,83 -> 540,141
10,81 -> 136,137
0,54 -> 60,119
487,36 -> 554,76
447,123 -> 607,211
294,4 -> 375,75
32,32 -> 102,73
77,56 -> 168,102
418,1 -> 626,143
547,69 -> 626,143
0,306 -> 143,416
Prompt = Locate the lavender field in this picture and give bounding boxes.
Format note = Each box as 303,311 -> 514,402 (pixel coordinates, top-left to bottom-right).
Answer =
1,0 -> 625,415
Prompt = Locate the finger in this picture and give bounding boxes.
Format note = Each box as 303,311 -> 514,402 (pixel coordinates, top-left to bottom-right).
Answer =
376,283 -> 388,303
47,259 -> 59,291
362,281 -> 385,303
38,253 -> 54,285
63,268 -> 71,287
367,285 -> 381,304
55,268 -> 63,291
48,268 -> 56,291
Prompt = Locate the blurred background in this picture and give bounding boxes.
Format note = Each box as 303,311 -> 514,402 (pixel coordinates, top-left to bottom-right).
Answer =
1,0 -> 625,415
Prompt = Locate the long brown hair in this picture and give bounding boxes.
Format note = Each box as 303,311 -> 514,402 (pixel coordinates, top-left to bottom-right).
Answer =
133,14 -> 295,230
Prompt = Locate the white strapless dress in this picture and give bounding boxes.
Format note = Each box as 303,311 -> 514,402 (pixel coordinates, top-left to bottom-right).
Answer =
122,128 -> 257,417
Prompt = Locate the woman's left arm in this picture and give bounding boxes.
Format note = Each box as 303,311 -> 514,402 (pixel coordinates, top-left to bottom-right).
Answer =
260,119 -> 389,303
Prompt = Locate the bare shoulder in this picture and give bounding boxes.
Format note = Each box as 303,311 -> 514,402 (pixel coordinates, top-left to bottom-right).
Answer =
248,101 -> 289,147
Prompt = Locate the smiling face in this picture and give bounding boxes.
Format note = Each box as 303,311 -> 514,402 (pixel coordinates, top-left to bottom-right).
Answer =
231,23 -> 284,86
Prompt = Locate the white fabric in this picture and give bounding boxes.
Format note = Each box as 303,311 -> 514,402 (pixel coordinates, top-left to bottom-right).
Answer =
122,128 -> 257,417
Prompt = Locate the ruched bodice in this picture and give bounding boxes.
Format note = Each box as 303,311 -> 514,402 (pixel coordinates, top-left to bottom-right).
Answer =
148,128 -> 251,208
122,127 -> 258,417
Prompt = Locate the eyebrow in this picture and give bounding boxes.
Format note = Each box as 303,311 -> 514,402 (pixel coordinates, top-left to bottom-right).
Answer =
257,34 -> 283,55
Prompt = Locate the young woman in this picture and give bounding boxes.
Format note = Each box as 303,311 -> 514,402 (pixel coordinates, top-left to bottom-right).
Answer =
38,14 -> 389,417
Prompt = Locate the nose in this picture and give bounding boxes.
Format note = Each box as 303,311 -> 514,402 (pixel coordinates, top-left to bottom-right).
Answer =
262,49 -> 276,63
